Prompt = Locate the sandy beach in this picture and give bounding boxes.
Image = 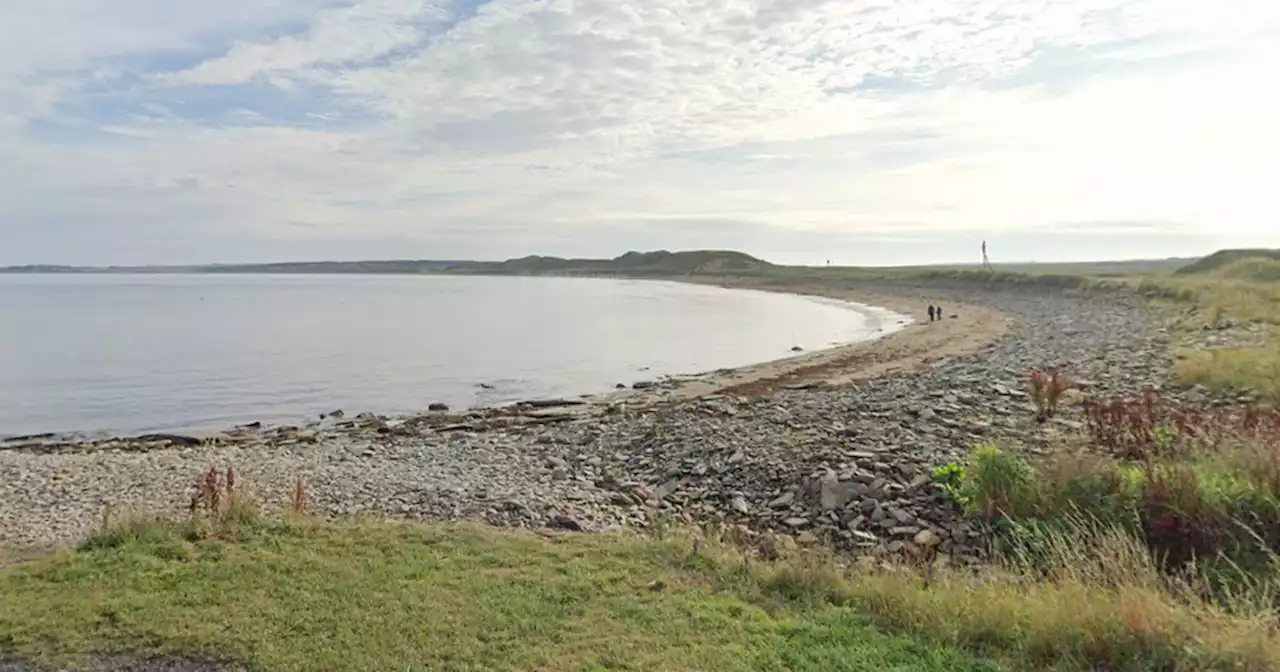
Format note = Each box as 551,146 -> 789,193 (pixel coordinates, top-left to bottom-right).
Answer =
620,279 -> 1009,402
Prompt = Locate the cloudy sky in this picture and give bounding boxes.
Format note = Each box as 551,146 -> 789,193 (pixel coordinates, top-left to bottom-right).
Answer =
2,0 -> 1278,266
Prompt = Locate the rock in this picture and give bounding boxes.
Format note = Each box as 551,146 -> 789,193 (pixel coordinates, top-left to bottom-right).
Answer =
820,477 -> 857,510
428,402 -> 450,412
796,531 -> 819,544
134,434 -> 202,447
729,495 -> 750,514
632,381 -> 656,390
850,529 -> 878,543
907,473 -> 932,492
914,529 -> 942,547
790,345 -> 804,352
783,517 -> 809,528
520,399 -> 587,409
768,492 -> 795,509
889,508 -> 916,525
655,478 -> 682,499
551,515 -> 586,532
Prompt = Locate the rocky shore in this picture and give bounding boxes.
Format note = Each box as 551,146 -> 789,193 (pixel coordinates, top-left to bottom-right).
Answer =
0,281 -> 1231,561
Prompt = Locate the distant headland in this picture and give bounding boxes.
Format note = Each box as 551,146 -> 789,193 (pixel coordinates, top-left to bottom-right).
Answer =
0,249 -> 773,277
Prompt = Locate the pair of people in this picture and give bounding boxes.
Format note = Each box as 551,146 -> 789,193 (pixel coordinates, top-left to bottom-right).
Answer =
927,304 -> 944,322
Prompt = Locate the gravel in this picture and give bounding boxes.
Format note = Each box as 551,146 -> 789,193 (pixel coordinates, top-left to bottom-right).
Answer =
0,284 -> 1249,562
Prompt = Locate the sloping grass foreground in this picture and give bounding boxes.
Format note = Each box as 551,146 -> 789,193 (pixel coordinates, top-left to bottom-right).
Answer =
4,501 -> 1279,671
0,515 -> 993,672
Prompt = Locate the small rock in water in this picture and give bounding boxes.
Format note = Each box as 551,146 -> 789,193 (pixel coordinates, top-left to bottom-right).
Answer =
790,345 -> 804,352
428,402 -> 450,412
134,434 -> 202,447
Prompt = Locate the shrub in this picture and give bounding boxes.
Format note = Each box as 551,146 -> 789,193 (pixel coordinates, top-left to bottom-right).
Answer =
962,445 -> 1037,520
931,463 -> 970,511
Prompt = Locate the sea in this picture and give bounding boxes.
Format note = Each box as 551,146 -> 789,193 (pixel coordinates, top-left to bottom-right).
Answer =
0,274 -> 904,437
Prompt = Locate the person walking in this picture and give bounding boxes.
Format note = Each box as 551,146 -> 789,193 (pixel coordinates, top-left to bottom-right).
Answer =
927,304 -> 936,322
937,305 -> 944,320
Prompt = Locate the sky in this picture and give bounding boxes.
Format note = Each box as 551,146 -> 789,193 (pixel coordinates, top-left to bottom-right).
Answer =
1,0 -> 1278,266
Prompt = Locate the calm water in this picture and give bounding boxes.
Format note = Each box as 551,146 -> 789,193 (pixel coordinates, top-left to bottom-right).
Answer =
0,274 -> 904,437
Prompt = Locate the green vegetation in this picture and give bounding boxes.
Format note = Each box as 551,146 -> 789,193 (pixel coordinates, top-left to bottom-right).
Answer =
5,497 -> 1278,671
1176,249 -> 1280,276
942,390 -> 1280,594
1,516 -> 1001,671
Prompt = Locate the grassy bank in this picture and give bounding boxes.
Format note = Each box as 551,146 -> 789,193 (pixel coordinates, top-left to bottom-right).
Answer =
3,472 -> 1278,671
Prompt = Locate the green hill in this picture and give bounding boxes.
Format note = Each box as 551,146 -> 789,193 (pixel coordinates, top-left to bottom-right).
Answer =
1208,257 -> 1280,283
1175,249 -> 1280,275
192,250 -> 772,277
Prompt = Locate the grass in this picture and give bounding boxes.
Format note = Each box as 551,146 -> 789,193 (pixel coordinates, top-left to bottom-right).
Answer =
4,457 -> 1280,672
0,514 -> 996,672
1177,343 -> 1280,400
7,506 -> 1280,672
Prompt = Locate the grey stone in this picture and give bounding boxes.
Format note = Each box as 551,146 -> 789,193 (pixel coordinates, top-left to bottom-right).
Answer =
914,529 -> 942,547
819,477 -> 857,510
768,491 -> 795,509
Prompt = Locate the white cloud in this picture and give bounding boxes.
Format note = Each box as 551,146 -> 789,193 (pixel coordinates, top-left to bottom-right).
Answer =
1,0 -> 1278,264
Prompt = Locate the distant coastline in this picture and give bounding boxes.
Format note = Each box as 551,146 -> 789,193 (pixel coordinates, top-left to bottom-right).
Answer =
0,249 -> 1198,277
0,250 -> 773,277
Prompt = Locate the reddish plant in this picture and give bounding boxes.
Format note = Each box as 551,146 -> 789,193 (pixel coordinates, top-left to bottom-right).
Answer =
1029,367 -> 1072,421
290,476 -> 310,514
1083,390 -> 1280,459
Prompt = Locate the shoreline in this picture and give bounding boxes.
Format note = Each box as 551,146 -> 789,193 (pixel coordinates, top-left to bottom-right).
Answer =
1,276 -> 1061,555
0,278 -> 1005,446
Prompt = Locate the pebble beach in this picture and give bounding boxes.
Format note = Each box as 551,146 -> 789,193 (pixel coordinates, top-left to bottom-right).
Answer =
0,279 -> 1247,560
